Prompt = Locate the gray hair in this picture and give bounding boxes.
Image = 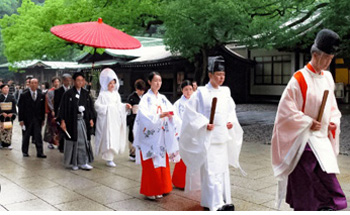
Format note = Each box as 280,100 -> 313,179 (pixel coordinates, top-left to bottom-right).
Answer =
62,73 -> 72,81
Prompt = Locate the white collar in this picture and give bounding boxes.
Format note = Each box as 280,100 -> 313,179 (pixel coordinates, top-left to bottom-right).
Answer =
206,82 -> 220,91
148,89 -> 159,98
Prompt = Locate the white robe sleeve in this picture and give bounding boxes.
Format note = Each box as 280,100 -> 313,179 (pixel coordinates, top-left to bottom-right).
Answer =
328,81 -> 341,156
179,93 -> 211,191
227,94 -> 245,174
94,93 -> 108,116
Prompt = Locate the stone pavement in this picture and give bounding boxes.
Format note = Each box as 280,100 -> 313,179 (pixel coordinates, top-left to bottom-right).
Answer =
0,120 -> 349,211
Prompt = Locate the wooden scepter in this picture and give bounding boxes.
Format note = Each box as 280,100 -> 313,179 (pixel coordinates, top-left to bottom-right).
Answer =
209,97 -> 218,124
317,90 -> 329,122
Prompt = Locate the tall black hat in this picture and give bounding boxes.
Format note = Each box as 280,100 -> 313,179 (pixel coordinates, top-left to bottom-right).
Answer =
208,56 -> 225,73
312,29 -> 340,55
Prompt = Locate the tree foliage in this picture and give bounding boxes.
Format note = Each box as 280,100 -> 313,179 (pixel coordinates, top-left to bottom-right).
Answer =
0,0 -> 162,63
161,0 -> 350,83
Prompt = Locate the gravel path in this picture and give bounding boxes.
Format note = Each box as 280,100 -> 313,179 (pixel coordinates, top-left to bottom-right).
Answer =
236,104 -> 350,155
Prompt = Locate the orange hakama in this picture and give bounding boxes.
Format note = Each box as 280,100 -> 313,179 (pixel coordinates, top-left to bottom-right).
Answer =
172,159 -> 186,189
140,153 -> 173,196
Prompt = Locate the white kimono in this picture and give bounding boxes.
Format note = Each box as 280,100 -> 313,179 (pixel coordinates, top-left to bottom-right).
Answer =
271,63 -> 341,208
94,70 -> 128,161
179,82 -> 244,211
133,89 -> 179,168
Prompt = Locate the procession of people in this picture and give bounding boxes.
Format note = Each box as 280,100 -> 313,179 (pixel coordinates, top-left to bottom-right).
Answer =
0,28 -> 348,211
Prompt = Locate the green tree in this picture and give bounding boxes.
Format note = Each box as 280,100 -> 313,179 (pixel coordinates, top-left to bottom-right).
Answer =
161,0 -> 331,84
0,0 -> 163,64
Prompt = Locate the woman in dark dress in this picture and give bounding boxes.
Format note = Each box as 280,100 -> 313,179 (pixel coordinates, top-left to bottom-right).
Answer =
0,84 -> 17,149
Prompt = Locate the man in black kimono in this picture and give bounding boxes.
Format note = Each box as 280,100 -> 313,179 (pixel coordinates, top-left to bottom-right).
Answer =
59,72 -> 95,171
18,78 -> 46,158
126,79 -> 146,161
54,73 -> 72,153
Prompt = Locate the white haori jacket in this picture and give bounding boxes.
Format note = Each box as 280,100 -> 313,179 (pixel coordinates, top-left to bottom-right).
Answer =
94,69 -> 128,157
271,63 -> 341,208
179,82 -> 245,191
133,89 -> 180,168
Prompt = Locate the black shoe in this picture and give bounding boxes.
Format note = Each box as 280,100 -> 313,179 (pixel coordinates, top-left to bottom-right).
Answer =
59,149 -> 64,153
37,154 -> 47,158
23,153 -> 30,157
217,204 -> 235,211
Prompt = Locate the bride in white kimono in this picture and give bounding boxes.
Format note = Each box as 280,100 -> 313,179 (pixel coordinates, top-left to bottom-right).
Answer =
94,68 -> 131,167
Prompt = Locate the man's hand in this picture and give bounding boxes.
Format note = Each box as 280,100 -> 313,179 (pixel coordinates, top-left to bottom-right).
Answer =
328,122 -> 337,131
227,122 -> 233,130
310,119 -> 321,131
60,120 -> 66,131
51,111 -> 55,117
207,124 -> 214,131
2,113 -> 7,118
90,119 -> 94,127
7,113 -> 13,118
19,121 -> 24,127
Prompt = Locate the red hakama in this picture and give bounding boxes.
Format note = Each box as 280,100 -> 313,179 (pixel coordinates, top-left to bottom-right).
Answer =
172,159 -> 186,189
140,153 -> 173,196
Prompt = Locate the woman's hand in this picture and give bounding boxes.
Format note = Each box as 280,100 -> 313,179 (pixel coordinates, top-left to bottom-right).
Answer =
90,119 -> 94,127
125,104 -> 132,110
226,122 -> 233,129
160,112 -> 172,119
2,113 -> 7,118
7,113 -> 13,118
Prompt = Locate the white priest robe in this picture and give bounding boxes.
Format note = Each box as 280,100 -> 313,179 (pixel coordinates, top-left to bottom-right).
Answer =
133,89 -> 179,168
94,69 -> 128,161
179,82 -> 244,211
271,63 -> 342,208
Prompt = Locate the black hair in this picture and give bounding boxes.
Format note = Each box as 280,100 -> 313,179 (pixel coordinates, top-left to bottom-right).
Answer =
73,72 -> 85,80
134,79 -> 146,91
43,82 -> 50,89
147,71 -> 161,82
51,76 -> 61,83
180,80 -> 192,90
0,84 -> 9,90
25,76 -> 32,81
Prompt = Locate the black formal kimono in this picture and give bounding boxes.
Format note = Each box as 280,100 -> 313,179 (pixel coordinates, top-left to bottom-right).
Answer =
54,86 -> 68,152
126,91 -> 141,142
18,90 -> 45,156
0,94 -> 17,147
59,87 -> 95,167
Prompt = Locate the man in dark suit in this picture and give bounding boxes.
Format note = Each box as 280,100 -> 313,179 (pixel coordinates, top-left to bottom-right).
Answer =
54,73 -> 72,153
18,78 -> 46,158
126,79 -> 146,161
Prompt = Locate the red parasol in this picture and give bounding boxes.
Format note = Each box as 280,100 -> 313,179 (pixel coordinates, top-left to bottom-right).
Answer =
50,18 -> 141,50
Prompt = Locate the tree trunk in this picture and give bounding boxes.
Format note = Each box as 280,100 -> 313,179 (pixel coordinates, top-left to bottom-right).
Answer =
199,48 -> 208,85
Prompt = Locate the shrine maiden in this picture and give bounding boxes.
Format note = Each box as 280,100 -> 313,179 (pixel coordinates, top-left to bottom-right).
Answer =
133,71 -> 179,200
